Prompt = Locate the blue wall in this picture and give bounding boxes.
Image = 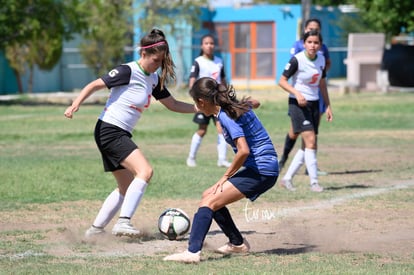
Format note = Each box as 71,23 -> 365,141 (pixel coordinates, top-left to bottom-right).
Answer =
0,3 -> 348,94
199,4 -> 302,83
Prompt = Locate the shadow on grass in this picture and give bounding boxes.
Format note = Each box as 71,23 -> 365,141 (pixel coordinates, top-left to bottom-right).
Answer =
325,184 -> 372,191
328,169 -> 382,175
261,244 -> 318,255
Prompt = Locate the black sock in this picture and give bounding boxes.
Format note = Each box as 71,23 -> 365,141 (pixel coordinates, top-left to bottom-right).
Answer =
214,207 -> 243,245
282,133 -> 297,159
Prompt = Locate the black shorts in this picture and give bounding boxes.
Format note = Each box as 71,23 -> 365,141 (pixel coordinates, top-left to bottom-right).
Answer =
193,112 -> 217,125
228,167 -> 278,202
94,120 -> 138,172
288,98 -> 320,135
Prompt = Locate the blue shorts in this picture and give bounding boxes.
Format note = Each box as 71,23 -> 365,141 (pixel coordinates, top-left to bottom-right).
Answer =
228,167 -> 278,201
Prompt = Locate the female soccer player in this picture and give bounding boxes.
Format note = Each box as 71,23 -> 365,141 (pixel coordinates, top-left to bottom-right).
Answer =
186,34 -> 231,168
164,77 -> 279,263
64,29 -> 195,238
279,18 -> 331,175
279,30 -> 333,192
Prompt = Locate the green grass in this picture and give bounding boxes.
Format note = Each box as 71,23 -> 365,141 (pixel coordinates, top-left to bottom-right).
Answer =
0,90 -> 413,274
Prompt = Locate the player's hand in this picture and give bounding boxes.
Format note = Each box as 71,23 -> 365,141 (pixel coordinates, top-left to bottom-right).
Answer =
212,181 -> 224,194
64,105 -> 79,119
297,94 -> 307,107
325,106 -> 333,122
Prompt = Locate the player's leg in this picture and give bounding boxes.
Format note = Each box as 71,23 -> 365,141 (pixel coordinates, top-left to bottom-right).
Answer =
215,120 -> 231,167
302,130 -> 322,192
163,181 -> 245,262
112,149 -> 152,236
279,124 -> 299,171
187,113 -> 209,167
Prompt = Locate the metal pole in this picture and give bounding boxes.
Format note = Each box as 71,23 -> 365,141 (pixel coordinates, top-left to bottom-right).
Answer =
301,0 -> 311,29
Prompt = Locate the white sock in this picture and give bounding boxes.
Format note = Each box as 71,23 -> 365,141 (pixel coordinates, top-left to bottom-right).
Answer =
188,133 -> 202,160
283,149 -> 305,180
119,178 -> 148,219
217,133 -> 227,162
304,148 -> 318,185
92,189 -> 124,228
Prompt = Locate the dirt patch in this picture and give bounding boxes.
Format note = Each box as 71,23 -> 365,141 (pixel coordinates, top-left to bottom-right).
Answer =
2,182 -> 413,259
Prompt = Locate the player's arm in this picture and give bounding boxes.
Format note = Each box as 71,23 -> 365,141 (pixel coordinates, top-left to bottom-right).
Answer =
278,57 -> 306,106
154,83 -> 196,114
159,95 -> 196,114
213,136 -> 249,193
64,78 -> 107,119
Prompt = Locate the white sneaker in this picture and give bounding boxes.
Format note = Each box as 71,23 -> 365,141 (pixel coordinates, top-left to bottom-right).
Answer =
84,226 -> 105,238
112,218 -> 141,237
217,160 -> 231,167
216,238 -> 250,254
310,183 -> 324,192
280,179 -> 296,191
163,250 -> 201,263
186,157 -> 196,167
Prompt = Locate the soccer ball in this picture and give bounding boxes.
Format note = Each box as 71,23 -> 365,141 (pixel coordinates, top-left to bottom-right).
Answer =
158,208 -> 191,240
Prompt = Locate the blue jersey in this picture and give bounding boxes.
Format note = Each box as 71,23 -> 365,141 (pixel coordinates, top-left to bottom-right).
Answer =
217,109 -> 279,176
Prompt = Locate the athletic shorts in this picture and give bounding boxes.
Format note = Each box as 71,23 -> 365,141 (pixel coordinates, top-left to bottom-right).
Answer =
94,120 -> 138,172
193,112 -> 216,125
228,167 -> 278,202
288,97 -> 320,135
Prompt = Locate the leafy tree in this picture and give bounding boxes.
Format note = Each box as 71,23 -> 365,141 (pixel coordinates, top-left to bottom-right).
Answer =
78,0 -> 134,77
353,0 -> 414,37
0,0 -> 85,93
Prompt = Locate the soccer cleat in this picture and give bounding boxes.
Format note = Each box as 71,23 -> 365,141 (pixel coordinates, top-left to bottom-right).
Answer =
112,218 -> 141,237
216,238 -> 250,254
186,157 -> 197,167
217,160 -> 231,168
310,183 -> 324,192
163,250 -> 201,263
280,179 -> 296,191
84,226 -> 105,238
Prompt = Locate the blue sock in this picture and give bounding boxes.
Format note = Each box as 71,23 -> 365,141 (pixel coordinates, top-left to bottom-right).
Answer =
188,207 -> 213,253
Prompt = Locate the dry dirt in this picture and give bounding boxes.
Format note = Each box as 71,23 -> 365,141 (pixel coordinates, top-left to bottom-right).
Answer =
2,180 -> 413,260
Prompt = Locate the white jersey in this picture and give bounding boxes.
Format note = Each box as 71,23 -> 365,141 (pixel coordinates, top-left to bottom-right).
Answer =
99,61 -> 170,133
189,55 -> 225,83
282,51 -> 326,101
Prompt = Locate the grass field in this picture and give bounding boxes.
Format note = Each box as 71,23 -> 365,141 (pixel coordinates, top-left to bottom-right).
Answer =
0,89 -> 413,274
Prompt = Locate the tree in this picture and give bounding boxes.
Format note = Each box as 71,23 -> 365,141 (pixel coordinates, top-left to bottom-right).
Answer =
256,0 -> 414,38
0,0 -> 85,93
353,0 -> 414,38
77,0 -> 134,77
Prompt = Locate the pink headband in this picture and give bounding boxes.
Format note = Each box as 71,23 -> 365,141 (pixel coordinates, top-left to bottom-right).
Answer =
140,41 -> 166,49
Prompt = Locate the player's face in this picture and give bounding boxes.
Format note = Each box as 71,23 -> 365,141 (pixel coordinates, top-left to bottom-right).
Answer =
141,51 -> 164,73
304,35 -> 321,58
194,98 -> 217,116
201,37 -> 215,57
305,21 -> 320,33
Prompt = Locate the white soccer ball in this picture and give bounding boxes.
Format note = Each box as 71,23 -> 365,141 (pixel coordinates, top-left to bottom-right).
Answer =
158,208 -> 191,241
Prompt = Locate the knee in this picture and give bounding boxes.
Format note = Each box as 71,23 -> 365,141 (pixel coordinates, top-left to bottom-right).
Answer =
136,166 -> 153,183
